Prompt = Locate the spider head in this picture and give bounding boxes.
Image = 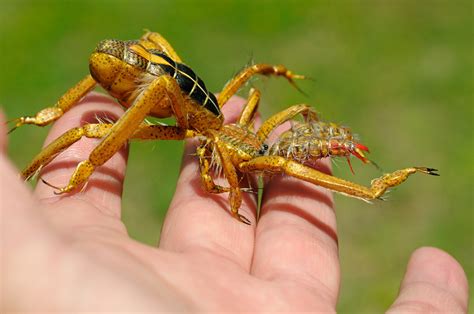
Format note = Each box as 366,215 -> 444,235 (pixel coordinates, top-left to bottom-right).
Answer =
258,143 -> 269,156
328,140 -> 369,163
349,142 -> 369,174
329,140 -> 370,174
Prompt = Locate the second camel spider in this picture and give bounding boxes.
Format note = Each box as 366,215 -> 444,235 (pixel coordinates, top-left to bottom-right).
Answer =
194,89 -> 438,224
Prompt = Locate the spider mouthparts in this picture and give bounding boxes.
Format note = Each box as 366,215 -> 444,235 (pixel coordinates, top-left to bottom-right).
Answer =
415,167 -> 440,176
346,157 -> 355,175
352,143 -> 370,163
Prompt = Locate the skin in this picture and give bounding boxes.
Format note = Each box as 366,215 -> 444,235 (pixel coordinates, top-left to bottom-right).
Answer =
1,93 -> 469,312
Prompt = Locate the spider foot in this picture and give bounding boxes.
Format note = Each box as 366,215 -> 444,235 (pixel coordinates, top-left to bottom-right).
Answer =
414,167 -> 439,176
240,187 -> 257,194
41,178 -> 74,195
6,117 -> 27,134
233,212 -> 251,225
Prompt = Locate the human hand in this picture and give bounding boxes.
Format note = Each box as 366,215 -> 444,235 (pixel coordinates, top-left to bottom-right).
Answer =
1,94 -> 469,311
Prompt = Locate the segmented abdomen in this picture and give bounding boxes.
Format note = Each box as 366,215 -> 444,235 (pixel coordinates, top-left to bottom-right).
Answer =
152,53 -> 220,116
95,39 -> 221,116
270,120 -> 358,164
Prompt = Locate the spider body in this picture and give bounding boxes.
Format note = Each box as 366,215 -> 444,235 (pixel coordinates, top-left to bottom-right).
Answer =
196,94 -> 438,223
9,31 -> 302,193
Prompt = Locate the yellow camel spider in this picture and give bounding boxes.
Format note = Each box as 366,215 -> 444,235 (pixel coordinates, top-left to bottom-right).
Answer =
8,30 -> 303,196
193,89 -> 438,224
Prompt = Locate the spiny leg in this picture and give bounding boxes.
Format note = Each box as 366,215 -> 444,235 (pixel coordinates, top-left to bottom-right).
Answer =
217,64 -> 305,108
211,138 -> 251,224
22,123 -> 113,180
196,143 -> 231,194
239,156 -> 438,201
237,88 -> 261,127
256,104 -> 318,144
23,123 -> 187,181
131,124 -> 187,140
139,31 -> 183,63
8,75 -> 97,133
50,76 -> 187,194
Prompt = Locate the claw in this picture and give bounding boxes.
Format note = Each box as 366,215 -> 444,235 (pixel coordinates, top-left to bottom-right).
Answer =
346,157 -> 355,175
41,178 -> 68,195
234,212 -> 251,225
6,117 -> 25,134
352,143 -> 370,163
283,70 -> 308,97
367,158 -> 384,173
415,167 -> 440,176
287,78 -> 308,97
240,187 -> 257,194
7,127 -> 17,135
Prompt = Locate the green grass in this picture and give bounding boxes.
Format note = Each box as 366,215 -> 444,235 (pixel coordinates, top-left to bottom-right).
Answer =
1,0 -> 472,311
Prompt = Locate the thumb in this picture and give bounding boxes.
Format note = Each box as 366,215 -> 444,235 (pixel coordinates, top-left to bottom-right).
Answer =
387,247 -> 468,313
0,109 -> 8,153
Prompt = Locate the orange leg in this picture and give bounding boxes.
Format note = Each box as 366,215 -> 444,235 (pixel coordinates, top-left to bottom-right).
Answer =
217,64 -> 304,108
238,156 -> 438,201
22,122 -> 187,181
237,88 -> 261,127
196,143 -> 231,194
196,133 -> 251,224
256,104 -> 318,144
139,31 -> 183,63
48,76 -> 187,194
214,139 -> 251,224
22,123 -> 113,180
8,75 -> 97,133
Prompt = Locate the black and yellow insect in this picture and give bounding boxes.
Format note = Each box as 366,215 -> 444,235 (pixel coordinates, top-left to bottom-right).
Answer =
8,31 -> 303,200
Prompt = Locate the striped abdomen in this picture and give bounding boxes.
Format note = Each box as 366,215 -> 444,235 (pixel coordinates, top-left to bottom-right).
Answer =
270,121 -> 358,162
94,39 -> 221,117
149,51 -> 220,116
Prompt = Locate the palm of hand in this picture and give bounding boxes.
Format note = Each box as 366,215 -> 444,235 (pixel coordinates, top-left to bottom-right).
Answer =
2,94 -> 468,312
26,198 -> 334,312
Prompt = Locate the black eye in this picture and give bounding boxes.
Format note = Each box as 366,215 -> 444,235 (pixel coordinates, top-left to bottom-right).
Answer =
258,144 -> 269,155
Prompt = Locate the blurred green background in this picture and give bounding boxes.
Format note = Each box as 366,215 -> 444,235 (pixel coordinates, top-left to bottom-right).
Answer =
1,0 -> 472,311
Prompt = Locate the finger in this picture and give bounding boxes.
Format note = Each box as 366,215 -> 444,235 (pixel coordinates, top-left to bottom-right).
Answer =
159,97 -> 257,271
387,247 -> 469,313
1,109 -> 48,251
0,109 -> 35,205
34,92 -> 129,218
0,110 -> 7,153
252,134 -> 340,305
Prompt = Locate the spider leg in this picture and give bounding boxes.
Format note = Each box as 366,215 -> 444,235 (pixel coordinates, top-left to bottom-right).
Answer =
139,30 -> 183,63
237,88 -> 261,127
239,156 -> 438,201
217,64 -> 305,108
46,75 -> 187,194
206,137 -> 251,224
256,104 -> 318,144
22,123 -> 113,181
22,122 -> 187,181
7,75 -> 96,133
196,143 -> 231,194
